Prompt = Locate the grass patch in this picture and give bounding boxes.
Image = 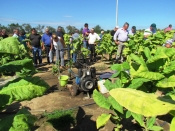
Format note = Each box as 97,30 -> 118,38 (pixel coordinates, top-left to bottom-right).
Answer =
43,110 -> 76,130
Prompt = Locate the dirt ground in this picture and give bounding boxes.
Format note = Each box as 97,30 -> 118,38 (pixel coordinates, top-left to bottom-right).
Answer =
0,57 -> 171,131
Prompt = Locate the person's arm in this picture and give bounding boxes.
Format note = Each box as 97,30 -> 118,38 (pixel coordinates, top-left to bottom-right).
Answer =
27,35 -> 32,49
50,37 -> 53,50
114,30 -> 119,44
41,35 -> 45,50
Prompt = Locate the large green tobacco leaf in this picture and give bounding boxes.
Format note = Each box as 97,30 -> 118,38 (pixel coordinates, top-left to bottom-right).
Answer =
111,62 -> 130,72
93,90 -> 111,110
109,88 -> 175,117
163,61 -> 175,74
130,53 -> 146,65
164,48 -> 175,57
108,96 -> 123,114
133,71 -> 165,80
0,77 -> 49,105
96,114 -> 111,129
170,117 -> 175,131
0,59 -> 35,75
144,47 -> 151,59
0,37 -> 20,54
9,109 -> 37,131
156,76 -> 175,88
0,108 -> 37,131
104,79 -> 122,91
128,78 -> 150,89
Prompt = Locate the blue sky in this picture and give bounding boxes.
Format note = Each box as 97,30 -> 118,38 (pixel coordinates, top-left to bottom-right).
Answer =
0,0 -> 175,31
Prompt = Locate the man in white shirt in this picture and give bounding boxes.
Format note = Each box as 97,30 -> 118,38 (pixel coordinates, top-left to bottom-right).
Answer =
13,29 -> 19,38
114,22 -> 129,63
88,28 -> 101,62
144,23 -> 157,38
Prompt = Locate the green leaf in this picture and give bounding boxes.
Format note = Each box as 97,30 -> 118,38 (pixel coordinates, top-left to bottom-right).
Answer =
9,108 -> 37,131
125,110 -> 132,118
93,90 -> 111,110
147,117 -> 156,129
96,114 -> 111,129
104,79 -> 122,91
0,77 -> 49,105
109,88 -> 175,117
128,78 -> 150,89
163,61 -> 175,74
149,126 -> 163,131
108,96 -> 123,114
170,117 -> 175,131
144,47 -> 151,59
0,37 -> 20,54
130,53 -> 146,65
156,76 -> 175,88
133,71 -> 165,80
131,112 -> 145,127
0,115 -> 14,131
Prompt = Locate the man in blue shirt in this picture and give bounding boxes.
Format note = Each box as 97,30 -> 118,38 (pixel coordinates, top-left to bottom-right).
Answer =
42,28 -> 53,64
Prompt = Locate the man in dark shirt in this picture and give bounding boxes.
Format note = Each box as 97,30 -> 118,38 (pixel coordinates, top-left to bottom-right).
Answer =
1,29 -> 8,39
56,26 -> 64,40
110,26 -> 119,41
27,28 -> 43,66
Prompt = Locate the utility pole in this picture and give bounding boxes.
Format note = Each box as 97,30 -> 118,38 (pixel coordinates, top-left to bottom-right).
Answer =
116,0 -> 118,26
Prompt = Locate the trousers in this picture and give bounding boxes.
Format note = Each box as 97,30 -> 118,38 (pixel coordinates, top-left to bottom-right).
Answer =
116,42 -> 125,62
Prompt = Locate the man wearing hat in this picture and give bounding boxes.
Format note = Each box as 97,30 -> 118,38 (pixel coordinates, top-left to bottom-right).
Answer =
129,26 -> 136,36
163,39 -> 174,48
144,23 -> 157,38
111,26 -> 119,41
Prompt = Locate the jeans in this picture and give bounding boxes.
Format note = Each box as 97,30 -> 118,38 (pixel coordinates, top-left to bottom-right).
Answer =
88,44 -> 96,61
45,45 -> 53,63
32,47 -> 42,65
83,41 -> 88,48
72,53 -> 77,63
55,49 -> 64,66
116,42 -> 125,62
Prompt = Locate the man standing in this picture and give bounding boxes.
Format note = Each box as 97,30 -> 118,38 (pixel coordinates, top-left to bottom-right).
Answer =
56,26 -> 64,40
42,28 -> 53,64
1,29 -> 8,39
114,22 -> 129,63
82,23 -> 90,48
72,29 -> 80,63
144,23 -> 157,38
129,26 -> 136,36
111,26 -> 119,41
164,24 -> 172,32
27,28 -> 43,67
13,29 -> 19,38
88,28 -> 101,62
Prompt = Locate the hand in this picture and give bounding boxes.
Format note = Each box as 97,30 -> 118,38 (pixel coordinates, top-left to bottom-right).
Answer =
42,46 -> 45,51
115,41 -> 120,45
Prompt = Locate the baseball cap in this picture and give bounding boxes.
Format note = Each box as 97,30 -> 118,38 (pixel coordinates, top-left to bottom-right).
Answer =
116,26 -> 119,28
150,23 -> 157,31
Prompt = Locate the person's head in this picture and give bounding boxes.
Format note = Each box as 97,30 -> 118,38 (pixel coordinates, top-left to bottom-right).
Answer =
1,29 -> 7,35
52,34 -> 58,41
57,26 -> 62,32
115,26 -> 119,31
123,22 -> 129,30
20,30 -> 25,36
14,29 -> 19,35
150,23 -> 156,31
84,23 -> 88,29
169,24 -> 172,28
70,32 -> 74,36
165,43 -> 171,48
31,28 -> 36,35
45,27 -> 49,34
101,30 -> 104,34
75,29 -> 79,33
131,26 -> 136,33
90,28 -> 95,34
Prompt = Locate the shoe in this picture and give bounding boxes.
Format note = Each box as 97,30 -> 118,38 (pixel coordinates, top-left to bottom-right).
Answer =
39,63 -> 43,66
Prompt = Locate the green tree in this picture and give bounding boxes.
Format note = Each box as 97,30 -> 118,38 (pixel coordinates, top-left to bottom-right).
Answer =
47,26 -> 56,33
35,24 -> 45,34
22,23 -> 32,33
66,25 -> 76,33
94,25 -> 103,34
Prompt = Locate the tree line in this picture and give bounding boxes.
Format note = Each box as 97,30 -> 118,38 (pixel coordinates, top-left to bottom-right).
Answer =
0,23 -> 106,34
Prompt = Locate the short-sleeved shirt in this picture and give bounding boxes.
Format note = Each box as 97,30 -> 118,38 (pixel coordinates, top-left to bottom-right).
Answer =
29,34 -> 41,47
114,28 -> 129,42
164,27 -> 172,32
88,33 -> 101,44
72,33 -> 80,40
56,31 -> 64,40
13,34 -> 19,38
144,28 -> 156,36
42,33 -> 52,46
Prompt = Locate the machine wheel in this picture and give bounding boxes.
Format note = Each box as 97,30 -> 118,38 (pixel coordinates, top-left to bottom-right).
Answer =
69,85 -> 78,96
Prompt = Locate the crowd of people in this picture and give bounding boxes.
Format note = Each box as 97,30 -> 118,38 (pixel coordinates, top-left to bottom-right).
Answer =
0,23 -> 175,67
